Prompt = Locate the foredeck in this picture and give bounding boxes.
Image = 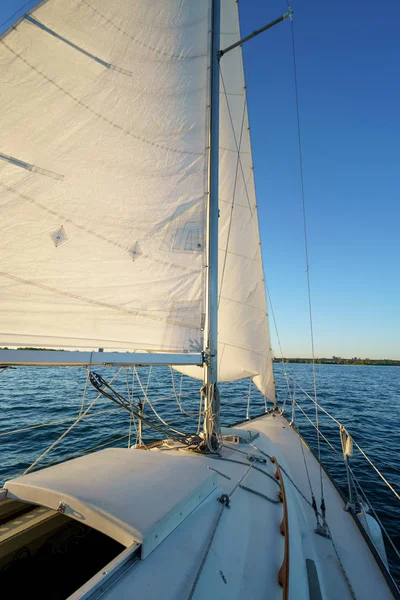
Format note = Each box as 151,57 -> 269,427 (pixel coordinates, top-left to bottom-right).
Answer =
75,412 -> 396,600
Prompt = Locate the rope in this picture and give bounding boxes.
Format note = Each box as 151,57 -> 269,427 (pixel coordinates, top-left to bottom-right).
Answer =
170,367 -> 204,418
90,372 -> 196,444
239,484 -> 281,504
187,460 -> 255,599
245,378 -> 252,420
351,436 -> 400,501
22,368 -> 124,475
218,66 -> 247,309
285,377 -> 400,502
265,283 -> 292,408
349,466 -> 400,561
293,400 -> 339,455
126,368 -> 138,448
218,61 -> 278,405
133,367 -> 187,438
0,407 -> 127,438
210,455 -> 280,487
78,369 -> 90,418
289,8 -> 325,518
4,434 -> 130,481
286,374 -> 342,425
326,523 -> 357,600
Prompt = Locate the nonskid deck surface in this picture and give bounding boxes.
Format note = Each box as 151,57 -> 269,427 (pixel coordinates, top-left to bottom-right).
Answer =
95,413 -> 395,600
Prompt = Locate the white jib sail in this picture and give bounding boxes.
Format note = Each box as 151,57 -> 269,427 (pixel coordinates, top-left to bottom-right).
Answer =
177,0 -> 276,401
0,0 -> 211,353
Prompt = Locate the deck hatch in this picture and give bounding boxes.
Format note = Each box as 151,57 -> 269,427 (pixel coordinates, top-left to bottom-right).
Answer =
5,448 -> 217,558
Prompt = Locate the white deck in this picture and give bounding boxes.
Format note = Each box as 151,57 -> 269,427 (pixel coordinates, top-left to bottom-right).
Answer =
4,412 -> 397,599
80,414 -> 397,599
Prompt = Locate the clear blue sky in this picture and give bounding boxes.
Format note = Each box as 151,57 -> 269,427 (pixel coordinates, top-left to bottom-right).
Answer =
1,1 -> 399,359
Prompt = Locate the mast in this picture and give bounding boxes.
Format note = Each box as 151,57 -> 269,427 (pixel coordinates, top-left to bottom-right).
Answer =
204,0 -> 221,450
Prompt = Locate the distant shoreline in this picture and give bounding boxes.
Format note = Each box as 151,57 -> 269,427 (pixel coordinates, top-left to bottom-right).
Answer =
273,358 -> 400,366
1,348 -> 399,367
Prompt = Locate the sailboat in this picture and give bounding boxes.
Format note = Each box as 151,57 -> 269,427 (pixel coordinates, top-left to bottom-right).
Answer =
0,0 -> 399,598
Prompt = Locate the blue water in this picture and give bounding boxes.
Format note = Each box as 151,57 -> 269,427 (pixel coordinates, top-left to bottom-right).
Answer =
0,363 -> 399,585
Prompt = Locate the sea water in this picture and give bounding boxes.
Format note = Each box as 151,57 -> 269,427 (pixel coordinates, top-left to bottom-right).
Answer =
0,363 -> 399,584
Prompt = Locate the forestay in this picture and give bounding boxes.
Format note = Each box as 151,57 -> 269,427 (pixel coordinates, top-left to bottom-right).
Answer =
178,0 -> 275,401
0,0 -> 210,353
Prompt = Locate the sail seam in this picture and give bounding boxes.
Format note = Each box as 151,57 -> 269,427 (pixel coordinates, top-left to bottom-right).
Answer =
0,183 -> 199,274
81,0 -> 207,61
0,40 -> 201,157
219,295 -> 265,312
217,247 -> 261,264
221,341 -> 269,358
0,271 -> 202,330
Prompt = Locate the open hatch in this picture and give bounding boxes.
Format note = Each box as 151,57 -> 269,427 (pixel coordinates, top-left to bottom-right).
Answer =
0,448 -> 217,598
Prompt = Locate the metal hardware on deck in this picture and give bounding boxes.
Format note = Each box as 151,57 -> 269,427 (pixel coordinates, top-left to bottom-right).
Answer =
57,501 -> 67,514
217,494 -> 230,509
219,9 -> 293,57
271,456 -> 289,600
202,348 -> 211,367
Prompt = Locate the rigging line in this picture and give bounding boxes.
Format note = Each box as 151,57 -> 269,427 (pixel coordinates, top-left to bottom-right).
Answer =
219,68 -> 255,219
0,270 -> 201,330
249,442 -> 324,517
239,484 -> 281,504
0,183 -> 199,276
209,455 -> 280,487
349,466 -> 400,561
126,368 -> 137,448
288,381 -> 400,500
293,400 -> 339,455
286,374 -> 342,426
0,407 -> 126,438
245,378 -> 252,419
89,372 -> 195,443
289,13 -> 324,507
265,282 -> 291,407
133,366 -> 188,438
22,367 -> 124,475
219,59 -> 276,395
3,434 -> 130,481
78,369 -> 90,418
187,462 -> 255,600
350,436 -> 400,501
325,523 -> 357,600
218,64 -> 247,309
0,40 -> 201,158
170,367 -> 204,418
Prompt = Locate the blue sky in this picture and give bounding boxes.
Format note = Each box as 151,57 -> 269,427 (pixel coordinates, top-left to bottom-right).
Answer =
1,1 -> 399,358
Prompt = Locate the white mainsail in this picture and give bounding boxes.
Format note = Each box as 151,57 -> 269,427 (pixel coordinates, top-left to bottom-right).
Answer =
0,0 -> 274,400
0,0 -> 210,353
178,0 -> 276,401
